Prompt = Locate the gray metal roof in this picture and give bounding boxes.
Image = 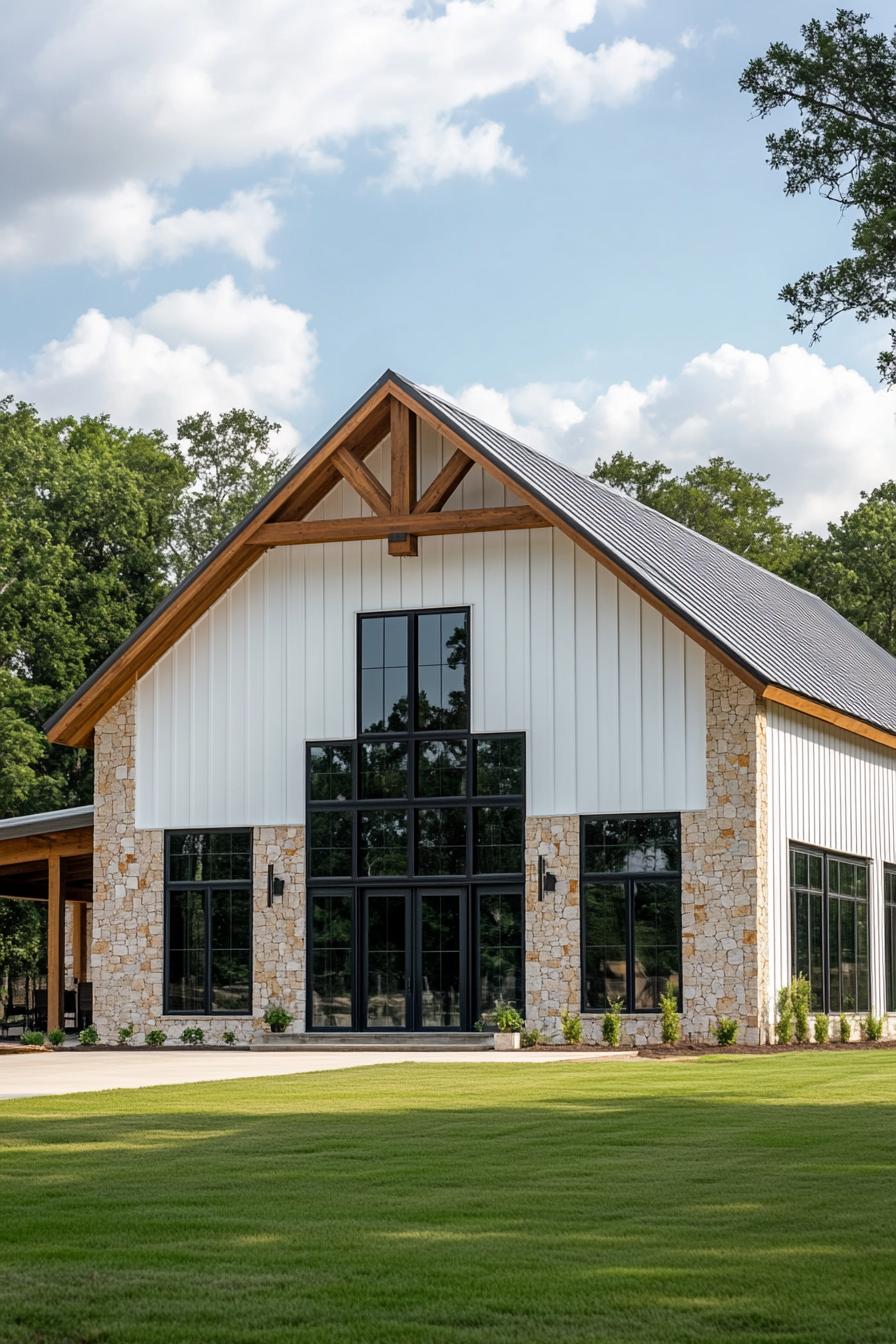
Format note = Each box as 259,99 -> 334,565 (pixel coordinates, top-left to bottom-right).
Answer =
0,805 -> 94,840
394,373 -> 896,738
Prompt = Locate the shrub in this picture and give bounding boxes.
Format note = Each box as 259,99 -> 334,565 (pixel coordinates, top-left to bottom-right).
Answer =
117,1023 -> 135,1046
814,1015 -> 830,1044
180,1026 -> 205,1046
145,1029 -> 167,1048
520,1027 -> 541,1048
602,998 -> 623,1047
495,1002 -> 524,1032
222,1030 -> 237,1046
792,975 -> 811,1044
47,1028 -> 66,1047
659,984 -> 680,1045
560,1009 -> 583,1044
21,1030 -> 46,1046
263,1005 -> 293,1033
715,1017 -> 738,1046
776,984 -> 794,1045
79,1024 -> 99,1047
839,1013 -> 851,1044
863,1013 -> 884,1042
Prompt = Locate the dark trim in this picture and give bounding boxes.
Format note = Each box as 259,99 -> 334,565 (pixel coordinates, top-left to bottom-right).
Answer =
579,813 -> 682,1015
162,827 -> 254,1017
885,864 -> 896,1014
789,841 -> 871,1014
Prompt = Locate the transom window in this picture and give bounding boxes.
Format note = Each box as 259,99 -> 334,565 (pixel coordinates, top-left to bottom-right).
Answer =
791,844 -> 869,1013
164,830 -> 253,1015
581,815 -> 682,1013
307,609 -> 525,881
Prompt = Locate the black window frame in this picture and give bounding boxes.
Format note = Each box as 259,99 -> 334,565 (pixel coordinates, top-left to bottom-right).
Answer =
580,813 -> 682,1015
790,842 -> 871,1014
163,827 -> 254,1016
886,865 -> 896,1015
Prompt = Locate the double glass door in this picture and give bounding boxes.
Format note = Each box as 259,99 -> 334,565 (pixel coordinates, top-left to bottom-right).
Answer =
364,889 -> 464,1030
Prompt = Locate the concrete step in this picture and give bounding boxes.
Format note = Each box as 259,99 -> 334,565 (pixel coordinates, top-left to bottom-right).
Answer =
251,1031 -> 495,1051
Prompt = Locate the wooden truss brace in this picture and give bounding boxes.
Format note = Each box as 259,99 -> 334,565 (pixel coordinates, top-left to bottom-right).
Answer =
292,394 -> 544,552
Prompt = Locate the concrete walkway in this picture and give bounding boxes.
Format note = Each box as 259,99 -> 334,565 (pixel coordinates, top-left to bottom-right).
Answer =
0,1048 -> 636,1101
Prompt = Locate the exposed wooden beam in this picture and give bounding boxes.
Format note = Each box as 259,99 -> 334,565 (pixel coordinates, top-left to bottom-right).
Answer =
763,685 -> 896,754
414,448 -> 474,515
389,398 -> 418,557
274,407 -> 391,524
0,827 -> 94,868
331,445 -> 392,516
249,506 -> 549,547
47,855 -> 64,1034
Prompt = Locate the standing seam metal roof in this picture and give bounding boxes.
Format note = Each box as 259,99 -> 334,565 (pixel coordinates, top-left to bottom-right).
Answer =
395,374 -> 896,739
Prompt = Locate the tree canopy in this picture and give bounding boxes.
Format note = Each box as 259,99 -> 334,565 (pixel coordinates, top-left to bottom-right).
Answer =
740,9 -> 896,384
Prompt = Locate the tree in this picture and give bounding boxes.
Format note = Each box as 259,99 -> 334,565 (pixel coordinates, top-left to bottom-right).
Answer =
804,482 -> 896,655
0,900 -> 42,991
740,10 -> 896,384
167,409 -> 292,583
591,451 -> 802,573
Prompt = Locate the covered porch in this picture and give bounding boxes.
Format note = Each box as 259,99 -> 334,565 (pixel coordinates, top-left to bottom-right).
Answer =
0,806 -> 94,1034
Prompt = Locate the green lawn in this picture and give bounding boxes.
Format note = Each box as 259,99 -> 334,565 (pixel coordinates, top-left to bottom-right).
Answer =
2,1054 -> 896,1343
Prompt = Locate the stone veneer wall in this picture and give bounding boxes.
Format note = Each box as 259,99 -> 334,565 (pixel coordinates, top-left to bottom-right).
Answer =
524,656 -> 769,1045
92,686 -> 306,1043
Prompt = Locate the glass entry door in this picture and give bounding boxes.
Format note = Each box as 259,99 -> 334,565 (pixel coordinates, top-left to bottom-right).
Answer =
361,889 -> 466,1030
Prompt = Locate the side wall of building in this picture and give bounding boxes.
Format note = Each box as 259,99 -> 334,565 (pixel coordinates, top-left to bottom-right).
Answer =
766,703 -> 896,1034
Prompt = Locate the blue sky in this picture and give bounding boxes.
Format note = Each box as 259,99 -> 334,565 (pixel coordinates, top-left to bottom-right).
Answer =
1,1 -> 894,531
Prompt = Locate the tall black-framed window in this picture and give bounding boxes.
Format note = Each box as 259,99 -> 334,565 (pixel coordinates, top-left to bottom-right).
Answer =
307,609 -> 525,883
164,830 -> 253,1015
886,866 -> 896,1014
580,814 -> 682,1013
790,844 -> 870,1013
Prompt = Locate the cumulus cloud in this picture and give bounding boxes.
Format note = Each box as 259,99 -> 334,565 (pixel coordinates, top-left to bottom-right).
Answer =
1,1 -> 673,268
443,344 -> 896,531
0,276 -> 316,450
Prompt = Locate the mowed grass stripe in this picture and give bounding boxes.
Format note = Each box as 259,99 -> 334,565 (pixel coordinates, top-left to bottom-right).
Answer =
1,1054 -> 895,1343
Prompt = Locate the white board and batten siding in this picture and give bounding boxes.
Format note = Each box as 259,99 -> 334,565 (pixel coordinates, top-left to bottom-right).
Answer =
135,424 -> 707,828
767,704 -> 896,1017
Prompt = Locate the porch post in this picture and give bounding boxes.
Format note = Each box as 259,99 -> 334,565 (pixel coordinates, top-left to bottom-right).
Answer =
47,855 -> 65,1033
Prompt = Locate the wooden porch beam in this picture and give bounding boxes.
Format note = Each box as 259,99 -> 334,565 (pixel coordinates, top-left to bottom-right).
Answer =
0,828 -> 94,868
47,854 -> 64,1034
413,448 -> 474,515
389,398 -> 418,557
248,506 -> 548,547
331,445 -> 392,517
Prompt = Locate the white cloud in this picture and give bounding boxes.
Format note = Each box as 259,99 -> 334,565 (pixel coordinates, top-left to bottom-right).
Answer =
1,1 -> 673,268
0,277 -> 316,450
445,344 -> 896,531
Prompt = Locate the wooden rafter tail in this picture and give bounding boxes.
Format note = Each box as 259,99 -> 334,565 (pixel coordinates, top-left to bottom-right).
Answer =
388,397 -> 418,556
248,506 -> 549,546
413,448 -> 474,515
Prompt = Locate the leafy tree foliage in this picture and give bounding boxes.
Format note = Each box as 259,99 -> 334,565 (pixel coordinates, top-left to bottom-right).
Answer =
740,10 -> 896,383
804,482 -> 896,654
0,900 -> 42,987
591,452 -> 801,572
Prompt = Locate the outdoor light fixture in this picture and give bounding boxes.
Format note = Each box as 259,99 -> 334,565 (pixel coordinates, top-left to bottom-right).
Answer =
267,863 -> 285,907
538,854 -> 557,901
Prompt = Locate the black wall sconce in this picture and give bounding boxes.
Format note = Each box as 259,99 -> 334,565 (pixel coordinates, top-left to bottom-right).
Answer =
267,863 -> 285,907
538,854 -> 557,901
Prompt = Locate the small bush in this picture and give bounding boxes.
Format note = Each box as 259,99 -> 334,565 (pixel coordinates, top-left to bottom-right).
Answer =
715,1017 -> 738,1046
79,1024 -> 99,1047
813,1015 -> 830,1044
47,1028 -> 66,1047
21,1030 -> 46,1046
792,975 -> 811,1043
116,1022 -> 135,1046
495,1002 -> 524,1032
776,984 -> 794,1045
145,1029 -> 167,1048
520,1027 -> 541,1048
839,1013 -> 851,1044
560,1009 -> 583,1044
863,1013 -> 884,1042
659,984 -> 680,1045
263,1005 -> 293,1033
222,1030 -> 237,1046
602,998 -> 623,1047
180,1026 -> 205,1046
